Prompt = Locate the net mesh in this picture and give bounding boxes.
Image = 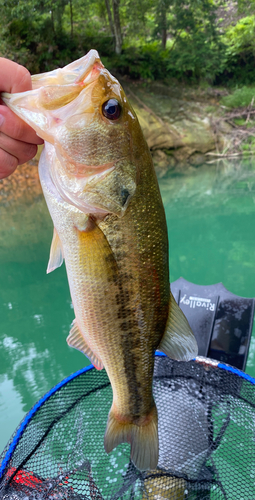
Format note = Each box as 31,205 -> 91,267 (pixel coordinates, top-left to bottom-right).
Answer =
0,355 -> 255,500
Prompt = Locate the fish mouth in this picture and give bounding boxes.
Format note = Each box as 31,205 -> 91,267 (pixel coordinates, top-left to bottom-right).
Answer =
34,60 -> 104,113
31,50 -> 105,90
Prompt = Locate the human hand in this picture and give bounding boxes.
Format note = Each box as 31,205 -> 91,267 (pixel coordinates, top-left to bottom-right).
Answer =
0,58 -> 44,179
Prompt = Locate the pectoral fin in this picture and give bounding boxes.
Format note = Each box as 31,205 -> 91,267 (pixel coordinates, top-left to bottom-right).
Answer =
158,292 -> 198,361
67,319 -> 104,370
47,228 -> 63,274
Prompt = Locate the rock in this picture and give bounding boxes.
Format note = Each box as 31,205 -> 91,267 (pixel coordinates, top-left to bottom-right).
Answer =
173,147 -> 196,163
170,116 -> 216,153
189,153 -> 206,167
151,150 -> 176,178
164,154 -> 176,169
152,149 -> 168,164
133,105 -> 180,150
132,101 -> 215,157
216,120 -> 233,134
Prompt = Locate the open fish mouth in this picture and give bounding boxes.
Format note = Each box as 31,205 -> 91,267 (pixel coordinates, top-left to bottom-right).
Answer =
31,50 -> 104,90
1,50 -> 120,143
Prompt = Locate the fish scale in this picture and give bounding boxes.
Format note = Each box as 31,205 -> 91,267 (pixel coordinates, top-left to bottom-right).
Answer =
2,49 -> 198,470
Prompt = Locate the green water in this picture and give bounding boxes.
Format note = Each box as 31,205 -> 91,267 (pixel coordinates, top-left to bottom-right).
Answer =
1,160 -> 255,452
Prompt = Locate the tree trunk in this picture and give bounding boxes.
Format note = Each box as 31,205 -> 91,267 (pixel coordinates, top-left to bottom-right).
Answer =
105,0 -> 115,40
112,0 -> 122,54
51,2 -> 55,34
162,26 -> 167,49
161,1 -> 167,49
70,0 -> 73,38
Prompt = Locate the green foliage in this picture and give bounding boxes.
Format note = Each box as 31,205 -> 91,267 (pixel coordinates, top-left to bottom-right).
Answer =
105,42 -> 168,80
0,0 -> 255,87
221,86 -> 255,108
0,0 -> 115,73
224,15 -> 255,57
165,34 -> 226,82
233,117 -> 246,125
107,0 -> 226,84
218,15 -> 255,83
151,0 -> 225,81
240,135 -> 255,155
237,0 -> 255,16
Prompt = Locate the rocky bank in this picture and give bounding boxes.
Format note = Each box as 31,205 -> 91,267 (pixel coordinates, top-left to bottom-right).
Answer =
125,82 -> 220,176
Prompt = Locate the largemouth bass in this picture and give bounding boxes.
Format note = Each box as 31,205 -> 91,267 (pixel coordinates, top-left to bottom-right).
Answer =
2,50 -> 198,471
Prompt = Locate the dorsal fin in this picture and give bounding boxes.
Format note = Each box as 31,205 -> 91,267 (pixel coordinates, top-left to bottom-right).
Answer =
67,319 -> 104,370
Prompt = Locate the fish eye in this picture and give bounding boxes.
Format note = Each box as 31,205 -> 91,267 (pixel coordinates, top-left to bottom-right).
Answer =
102,99 -> 121,120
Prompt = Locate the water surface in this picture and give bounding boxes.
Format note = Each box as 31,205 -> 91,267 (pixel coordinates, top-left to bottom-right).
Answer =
1,160 -> 255,452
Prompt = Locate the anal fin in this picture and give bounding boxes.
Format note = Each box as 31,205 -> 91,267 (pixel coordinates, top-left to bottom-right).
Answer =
47,227 -> 63,274
158,292 -> 198,361
67,319 -> 104,370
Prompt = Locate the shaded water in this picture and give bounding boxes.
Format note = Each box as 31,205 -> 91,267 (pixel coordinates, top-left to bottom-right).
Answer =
1,160 -> 255,452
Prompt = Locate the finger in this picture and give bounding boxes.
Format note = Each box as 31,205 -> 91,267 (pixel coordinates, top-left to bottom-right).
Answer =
0,149 -> 18,179
0,106 -> 44,144
0,58 -> 32,94
0,131 -> 38,165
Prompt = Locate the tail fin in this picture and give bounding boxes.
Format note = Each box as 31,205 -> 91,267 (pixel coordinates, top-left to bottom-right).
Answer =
104,405 -> 158,471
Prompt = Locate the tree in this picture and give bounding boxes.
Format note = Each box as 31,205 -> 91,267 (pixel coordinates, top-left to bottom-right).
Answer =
154,0 -> 172,49
160,0 -> 224,80
112,0 -> 122,54
104,0 -> 122,54
105,0 -> 115,40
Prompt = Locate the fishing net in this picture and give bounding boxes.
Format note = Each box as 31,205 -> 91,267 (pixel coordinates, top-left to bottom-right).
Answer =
0,354 -> 255,500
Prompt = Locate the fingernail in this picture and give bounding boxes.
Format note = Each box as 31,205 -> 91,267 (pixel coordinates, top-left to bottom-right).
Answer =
0,114 -> 4,127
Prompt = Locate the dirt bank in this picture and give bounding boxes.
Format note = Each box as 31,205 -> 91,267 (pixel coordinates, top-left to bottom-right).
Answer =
0,159 -> 42,206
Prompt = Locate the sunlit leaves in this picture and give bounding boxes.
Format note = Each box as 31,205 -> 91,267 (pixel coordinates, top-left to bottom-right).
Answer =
223,15 -> 255,58
0,0 -> 254,83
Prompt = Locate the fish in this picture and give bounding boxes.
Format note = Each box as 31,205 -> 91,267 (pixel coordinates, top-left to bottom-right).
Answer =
142,471 -> 187,500
2,50 -> 198,471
